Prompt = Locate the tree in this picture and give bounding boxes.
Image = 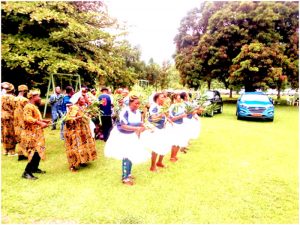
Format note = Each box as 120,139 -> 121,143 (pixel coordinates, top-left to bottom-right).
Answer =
1,1 -> 146,93
174,1 -> 299,96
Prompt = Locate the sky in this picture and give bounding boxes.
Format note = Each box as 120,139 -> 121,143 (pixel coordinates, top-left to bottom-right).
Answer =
105,0 -> 202,64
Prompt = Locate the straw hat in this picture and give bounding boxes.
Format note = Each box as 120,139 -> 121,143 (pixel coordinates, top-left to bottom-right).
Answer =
1,82 -> 14,93
27,89 -> 40,99
18,84 -> 28,92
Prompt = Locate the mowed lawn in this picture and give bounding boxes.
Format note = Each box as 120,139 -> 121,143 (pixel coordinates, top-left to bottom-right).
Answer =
1,104 -> 298,224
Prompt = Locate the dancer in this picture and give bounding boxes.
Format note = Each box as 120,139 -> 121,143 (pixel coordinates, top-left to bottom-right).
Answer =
104,95 -> 150,185
14,84 -> 29,161
168,93 -> 188,161
20,89 -> 50,180
1,82 -> 17,156
64,94 -> 97,172
143,92 -> 173,172
180,92 -> 201,140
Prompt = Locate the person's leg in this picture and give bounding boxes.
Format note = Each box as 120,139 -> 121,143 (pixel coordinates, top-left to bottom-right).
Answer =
101,116 -> 109,142
170,145 -> 178,162
60,121 -> 65,140
51,110 -> 58,130
156,155 -> 166,168
102,116 -> 113,142
32,151 -> 45,173
22,153 -> 38,180
107,116 -> 113,139
128,160 -> 134,179
122,158 -> 133,185
150,151 -> 158,172
122,158 -> 129,180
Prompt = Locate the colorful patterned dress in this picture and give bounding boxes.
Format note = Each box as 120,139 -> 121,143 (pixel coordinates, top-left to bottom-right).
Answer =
20,103 -> 46,161
64,105 -> 97,168
1,94 -> 16,153
14,96 -> 29,154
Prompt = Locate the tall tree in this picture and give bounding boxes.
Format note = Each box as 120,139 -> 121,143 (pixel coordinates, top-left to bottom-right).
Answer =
1,1 -> 146,92
174,1 -> 299,95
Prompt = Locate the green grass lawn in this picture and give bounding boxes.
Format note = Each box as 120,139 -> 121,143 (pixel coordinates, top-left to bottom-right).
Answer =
2,104 -> 298,223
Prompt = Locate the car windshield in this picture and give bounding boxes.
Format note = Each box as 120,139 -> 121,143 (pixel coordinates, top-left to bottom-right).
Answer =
241,94 -> 270,102
204,91 -> 214,99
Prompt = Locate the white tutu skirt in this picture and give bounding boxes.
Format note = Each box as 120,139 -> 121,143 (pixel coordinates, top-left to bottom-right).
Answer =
183,116 -> 201,140
165,122 -> 189,147
104,127 -> 151,164
140,127 -> 173,155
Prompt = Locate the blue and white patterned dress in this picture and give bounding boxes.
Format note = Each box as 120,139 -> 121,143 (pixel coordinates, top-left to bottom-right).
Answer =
182,101 -> 201,140
168,102 -> 189,147
140,103 -> 173,155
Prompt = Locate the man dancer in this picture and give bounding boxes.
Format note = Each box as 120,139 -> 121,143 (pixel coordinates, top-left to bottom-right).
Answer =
20,89 -> 50,180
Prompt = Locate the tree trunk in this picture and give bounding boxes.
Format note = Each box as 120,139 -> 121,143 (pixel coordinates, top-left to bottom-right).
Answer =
277,88 -> 281,100
229,88 -> 233,98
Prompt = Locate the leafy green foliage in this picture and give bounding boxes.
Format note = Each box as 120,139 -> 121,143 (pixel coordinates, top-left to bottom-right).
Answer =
174,1 -> 298,93
1,2 -> 150,92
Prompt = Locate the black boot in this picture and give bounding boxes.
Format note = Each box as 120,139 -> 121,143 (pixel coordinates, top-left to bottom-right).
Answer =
18,155 -> 27,161
21,171 -> 38,180
33,168 -> 46,174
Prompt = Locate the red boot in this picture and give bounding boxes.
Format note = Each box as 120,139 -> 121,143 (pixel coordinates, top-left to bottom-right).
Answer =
170,146 -> 178,162
156,155 -> 167,168
150,151 -> 158,172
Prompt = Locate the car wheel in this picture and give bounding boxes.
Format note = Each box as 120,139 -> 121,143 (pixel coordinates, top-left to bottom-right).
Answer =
236,111 -> 241,120
218,106 -> 223,113
208,110 -> 214,117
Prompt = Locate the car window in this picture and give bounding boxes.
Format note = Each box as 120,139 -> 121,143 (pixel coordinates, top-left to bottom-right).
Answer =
241,94 -> 270,102
204,91 -> 214,99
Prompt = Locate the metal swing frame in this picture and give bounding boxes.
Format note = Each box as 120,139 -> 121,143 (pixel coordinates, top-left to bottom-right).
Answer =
43,73 -> 81,118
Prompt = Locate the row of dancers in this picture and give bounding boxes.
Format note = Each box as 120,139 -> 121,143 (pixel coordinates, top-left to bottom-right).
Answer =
104,91 -> 201,185
1,81 -> 201,184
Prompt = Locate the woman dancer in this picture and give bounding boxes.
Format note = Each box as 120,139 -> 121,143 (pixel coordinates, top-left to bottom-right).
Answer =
143,92 -> 173,172
180,92 -> 201,141
64,94 -> 97,172
168,93 -> 188,161
104,95 -> 150,185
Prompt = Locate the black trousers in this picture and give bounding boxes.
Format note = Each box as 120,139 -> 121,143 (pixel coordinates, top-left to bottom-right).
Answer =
25,151 -> 40,174
101,115 -> 113,142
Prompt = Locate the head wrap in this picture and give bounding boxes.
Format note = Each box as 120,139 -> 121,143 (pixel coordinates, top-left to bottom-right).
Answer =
18,84 -> 28,92
27,89 -> 40,99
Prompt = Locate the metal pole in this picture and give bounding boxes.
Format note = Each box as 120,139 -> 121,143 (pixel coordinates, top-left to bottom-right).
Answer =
43,75 -> 52,118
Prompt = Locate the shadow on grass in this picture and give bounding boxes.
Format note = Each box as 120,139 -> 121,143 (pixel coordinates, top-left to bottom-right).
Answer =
237,117 -> 274,122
